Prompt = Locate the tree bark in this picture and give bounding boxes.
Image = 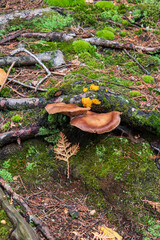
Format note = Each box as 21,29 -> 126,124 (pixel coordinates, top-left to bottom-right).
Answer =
0,186 -> 39,240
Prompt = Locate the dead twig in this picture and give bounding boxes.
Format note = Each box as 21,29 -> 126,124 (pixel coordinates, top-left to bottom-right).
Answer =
8,85 -> 27,97
7,78 -> 47,92
123,49 -> 151,75
10,47 -> 51,91
0,61 -> 16,91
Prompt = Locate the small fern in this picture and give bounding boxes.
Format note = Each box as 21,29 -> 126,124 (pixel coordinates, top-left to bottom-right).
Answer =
54,132 -> 79,178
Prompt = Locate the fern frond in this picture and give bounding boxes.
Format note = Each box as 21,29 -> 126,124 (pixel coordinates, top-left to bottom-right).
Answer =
54,132 -> 79,178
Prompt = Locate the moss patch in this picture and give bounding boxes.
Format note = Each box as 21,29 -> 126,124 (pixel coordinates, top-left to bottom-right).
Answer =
0,207 -> 12,239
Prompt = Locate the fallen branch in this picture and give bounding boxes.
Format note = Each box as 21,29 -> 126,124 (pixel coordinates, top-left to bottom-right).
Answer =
21,31 -> 74,42
10,47 -> 51,91
0,178 -> 55,240
84,37 -> 160,53
0,30 -> 25,44
0,124 -> 40,147
0,51 -> 55,67
123,49 -> 151,75
7,79 -> 47,92
0,186 -> 39,240
0,97 -> 47,110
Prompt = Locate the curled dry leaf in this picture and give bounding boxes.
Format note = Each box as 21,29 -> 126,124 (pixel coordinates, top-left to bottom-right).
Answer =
0,68 -> 7,85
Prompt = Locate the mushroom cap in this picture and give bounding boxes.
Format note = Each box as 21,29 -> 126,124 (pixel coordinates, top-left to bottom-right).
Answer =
70,111 -> 122,134
45,102 -> 91,117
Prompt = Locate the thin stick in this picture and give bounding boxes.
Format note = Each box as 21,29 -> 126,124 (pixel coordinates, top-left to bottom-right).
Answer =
7,78 -> 47,92
123,49 -> 151,75
8,85 -> 27,97
10,47 -> 51,91
0,61 -> 16,91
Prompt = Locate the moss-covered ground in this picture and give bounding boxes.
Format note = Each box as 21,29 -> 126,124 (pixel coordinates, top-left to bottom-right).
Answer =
0,207 -> 12,239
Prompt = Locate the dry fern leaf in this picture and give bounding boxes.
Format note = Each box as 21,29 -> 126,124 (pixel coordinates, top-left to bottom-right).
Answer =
54,132 -> 79,178
92,231 -> 114,240
98,226 -> 123,240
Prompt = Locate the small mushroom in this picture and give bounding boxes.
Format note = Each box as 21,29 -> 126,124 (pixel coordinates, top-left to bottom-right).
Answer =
70,111 -> 122,134
45,102 -> 90,117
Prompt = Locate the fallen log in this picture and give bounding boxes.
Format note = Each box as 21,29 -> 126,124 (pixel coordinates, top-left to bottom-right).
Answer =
0,124 -> 40,147
0,186 -> 39,240
0,178 -> 55,240
0,97 -> 47,110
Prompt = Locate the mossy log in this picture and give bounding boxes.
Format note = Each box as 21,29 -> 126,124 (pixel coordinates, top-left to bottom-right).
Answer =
0,186 -> 39,240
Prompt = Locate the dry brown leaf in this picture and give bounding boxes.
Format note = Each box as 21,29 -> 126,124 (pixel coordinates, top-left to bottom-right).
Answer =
143,200 -> 160,213
86,0 -> 94,3
0,68 -> 7,85
98,226 -> 123,240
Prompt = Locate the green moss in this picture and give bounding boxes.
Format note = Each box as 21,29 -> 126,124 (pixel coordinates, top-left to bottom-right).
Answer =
120,31 -> 127,37
104,26 -> 115,32
72,40 -> 94,54
95,1 -> 114,10
44,0 -> 85,7
0,207 -> 12,239
45,87 -> 59,99
129,91 -> 141,97
11,114 -> 23,123
96,30 -> 115,40
0,87 -> 11,98
142,75 -> 154,83
2,121 -> 10,130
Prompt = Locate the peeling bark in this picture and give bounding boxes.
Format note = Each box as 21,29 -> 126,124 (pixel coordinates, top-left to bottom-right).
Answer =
0,186 -> 39,240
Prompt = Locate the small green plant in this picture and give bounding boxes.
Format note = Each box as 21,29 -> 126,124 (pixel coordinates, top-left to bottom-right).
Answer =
0,160 -> 12,182
95,1 -> 114,9
96,145 -> 106,163
96,30 -> 115,40
2,121 -> 10,130
142,75 -> 154,83
129,91 -> 141,97
120,31 -> 127,37
26,162 -> 37,171
73,40 -> 94,54
44,0 -> 85,7
11,114 -> 23,123
26,146 -> 39,159
31,12 -> 74,31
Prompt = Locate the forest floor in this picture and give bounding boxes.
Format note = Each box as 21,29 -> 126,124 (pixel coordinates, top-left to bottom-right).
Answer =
0,0 -> 160,240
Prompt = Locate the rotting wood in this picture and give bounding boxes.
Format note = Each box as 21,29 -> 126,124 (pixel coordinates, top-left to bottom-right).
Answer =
0,178 -> 55,240
0,124 -> 40,147
0,186 -> 39,240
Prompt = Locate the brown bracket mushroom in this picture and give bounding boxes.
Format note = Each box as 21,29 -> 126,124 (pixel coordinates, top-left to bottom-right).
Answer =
45,102 -> 122,134
70,111 -> 122,134
45,102 -> 91,117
